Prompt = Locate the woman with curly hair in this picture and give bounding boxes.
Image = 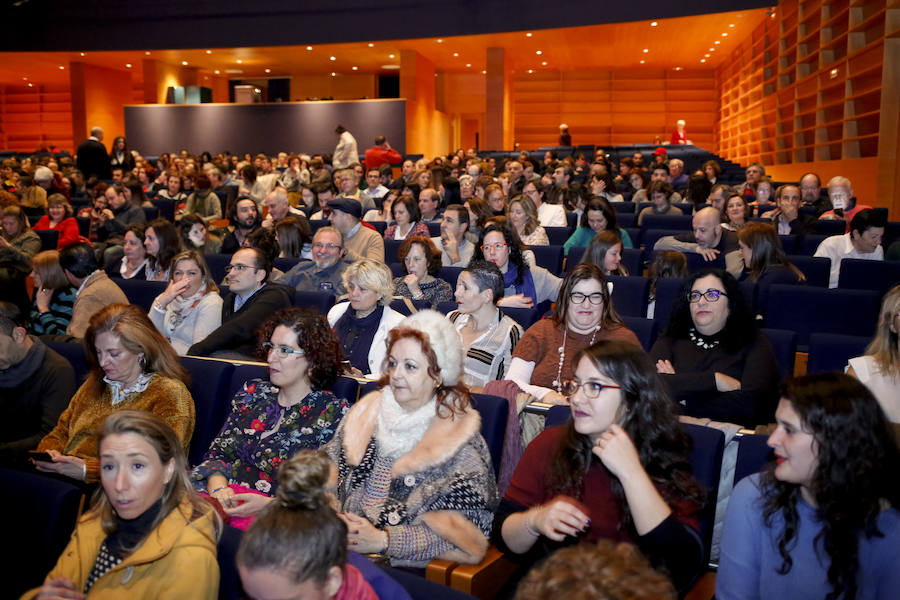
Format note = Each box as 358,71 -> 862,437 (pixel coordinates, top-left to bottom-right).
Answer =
650,268 -> 779,427
472,221 -> 561,309
393,236 -> 453,308
191,308 -> 349,529
495,341 -> 705,593
717,373 -> 900,600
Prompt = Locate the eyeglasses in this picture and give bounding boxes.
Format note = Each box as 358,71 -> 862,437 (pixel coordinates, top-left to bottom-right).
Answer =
313,242 -> 341,251
480,242 -> 508,253
224,263 -> 256,274
688,289 -> 727,303
261,342 -> 306,359
569,292 -> 604,305
560,379 -> 621,399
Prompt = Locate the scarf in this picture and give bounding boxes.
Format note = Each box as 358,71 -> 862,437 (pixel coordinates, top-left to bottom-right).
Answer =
104,372 -> 153,406
164,289 -> 207,336
105,498 -> 164,558
375,386 -> 436,459
0,336 -> 45,387
503,262 -> 537,302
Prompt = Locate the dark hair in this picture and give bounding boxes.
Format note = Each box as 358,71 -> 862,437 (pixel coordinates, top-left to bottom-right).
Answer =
275,216 -> 312,258
664,268 -> 755,352
124,180 -> 148,206
647,180 -> 674,200
471,221 -> 527,287
648,251 -> 687,298
552,263 -> 624,329
391,194 -> 421,223
687,171 -> 712,206
0,300 -> 24,334
238,246 -> 272,278
738,223 -> 805,283
177,214 -> 207,249
246,227 -> 280,266
547,341 -> 703,536
463,260 -> 505,304
2,205 -> 29,233
228,195 -> 260,229
702,160 -> 721,177
399,236 -> 442,276
579,230 -> 627,276
59,242 -> 99,279
849,208 -> 886,237
444,203 -> 469,229
238,450 -> 347,586
255,308 -> 343,389
761,373 -> 899,600
581,196 -> 618,231
240,164 -> 257,184
146,218 -> 179,273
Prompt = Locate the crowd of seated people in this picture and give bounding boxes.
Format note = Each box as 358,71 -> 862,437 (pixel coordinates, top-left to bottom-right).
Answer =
1,138 -> 898,599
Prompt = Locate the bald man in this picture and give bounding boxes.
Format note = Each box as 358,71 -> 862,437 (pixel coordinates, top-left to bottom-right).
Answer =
653,207 -> 742,278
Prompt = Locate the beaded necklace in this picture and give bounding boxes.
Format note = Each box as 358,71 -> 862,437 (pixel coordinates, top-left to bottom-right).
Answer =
552,324 -> 601,392
689,327 -> 720,350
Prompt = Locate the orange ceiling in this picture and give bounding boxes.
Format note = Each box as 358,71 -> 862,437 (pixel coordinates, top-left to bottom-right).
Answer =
0,8 -> 770,86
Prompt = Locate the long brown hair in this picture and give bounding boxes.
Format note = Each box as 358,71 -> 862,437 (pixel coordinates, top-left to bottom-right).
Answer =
737,222 -> 805,283
551,263 -> 624,329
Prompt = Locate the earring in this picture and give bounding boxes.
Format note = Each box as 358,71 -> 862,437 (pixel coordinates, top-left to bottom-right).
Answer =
139,354 -> 147,370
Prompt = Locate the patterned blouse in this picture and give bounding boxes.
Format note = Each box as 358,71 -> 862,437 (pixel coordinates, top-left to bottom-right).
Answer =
191,379 -> 349,495
392,276 -> 455,309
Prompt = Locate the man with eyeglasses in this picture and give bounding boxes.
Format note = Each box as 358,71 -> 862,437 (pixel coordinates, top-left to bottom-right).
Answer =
279,227 -> 351,295
653,207 -> 743,278
187,247 -> 291,359
335,168 -> 375,213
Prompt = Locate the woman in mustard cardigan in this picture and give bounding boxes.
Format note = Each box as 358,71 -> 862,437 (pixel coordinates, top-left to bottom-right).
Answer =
33,303 -> 194,483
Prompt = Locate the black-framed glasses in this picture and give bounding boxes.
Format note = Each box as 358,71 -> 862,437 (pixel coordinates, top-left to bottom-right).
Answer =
569,292 -> 604,305
224,263 -> 255,274
261,342 -> 306,359
560,379 -> 621,399
688,289 -> 727,303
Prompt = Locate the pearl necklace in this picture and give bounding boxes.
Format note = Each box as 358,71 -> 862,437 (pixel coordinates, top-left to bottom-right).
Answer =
553,324 -> 600,392
689,328 -> 720,350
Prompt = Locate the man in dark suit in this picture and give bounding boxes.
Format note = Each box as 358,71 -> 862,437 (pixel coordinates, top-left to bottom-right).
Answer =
761,184 -> 818,236
75,126 -> 111,181
187,247 -> 291,358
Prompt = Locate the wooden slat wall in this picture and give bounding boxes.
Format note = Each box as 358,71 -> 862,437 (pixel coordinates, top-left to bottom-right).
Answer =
512,69 -> 717,150
0,83 -> 74,153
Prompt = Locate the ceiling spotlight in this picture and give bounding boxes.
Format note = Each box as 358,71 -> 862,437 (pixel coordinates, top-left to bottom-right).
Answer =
437,39 -> 443,43
125,63 -> 132,68
330,56 -> 336,61
237,59 -> 242,64
28,83 -> 33,87
714,41 -> 720,45
306,46 -> 313,51
466,63 -> 471,67
481,70 -> 486,74
253,88 -> 261,93
650,21 -> 658,26
145,51 -> 151,55
642,48 -> 649,53
527,69 -> 534,73
206,50 -> 212,54
640,60 -> 645,64
79,52 -> 85,57
368,43 -> 374,47
536,50 -> 542,55
541,61 -> 547,66
265,68 -> 271,73
705,54 -> 710,57
22,77 -> 27,80
215,70 -> 220,74
674,67 -> 683,71
830,68 -> 839,78
58,65 -> 64,70
722,33 -> 728,37
701,59 -> 707,63
729,23 -> 735,27
331,72 -> 336,77
526,32 -> 532,37
389,54 -> 395,59
453,52 -> 459,57
182,61 -> 188,65
352,66 -> 358,70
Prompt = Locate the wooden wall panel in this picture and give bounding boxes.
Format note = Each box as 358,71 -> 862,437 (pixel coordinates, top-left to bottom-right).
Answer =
0,83 -> 73,152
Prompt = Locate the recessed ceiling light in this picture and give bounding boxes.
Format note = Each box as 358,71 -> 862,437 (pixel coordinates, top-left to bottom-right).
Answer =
215,70 -> 220,74
80,52 -> 85,57
640,60 -> 645,64
22,76 -> 27,80
125,63 -> 132,68
651,21 -> 658,26
714,41 -> 720,45
145,51 -> 151,55
331,72 -> 337,76
541,61 -> 547,66
237,59 -> 242,64
330,56 -> 336,61
453,52 -> 459,57
830,68 -> 839,77
206,50 -> 212,54
705,54 -> 710,57
722,33 -> 728,37
58,65 -> 64,70
381,64 -> 400,70
437,39 -> 443,43
642,48 -> 649,53
352,66 -> 358,70
466,63 -> 471,67
28,83 -> 33,87
675,67 -> 683,71
368,43 -> 374,47
729,23 -> 735,27
389,54 -> 395,59
481,70 -> 486,74
701,59 -> 706,63
265,68 -> 271,73
709,47 -> 715,51
306,46 -> 313,51
527,69 -> 534,73
253,88 -> 260,93
536,50 -> 542,55
526,32 -> 532,37
182,61 -> 188,65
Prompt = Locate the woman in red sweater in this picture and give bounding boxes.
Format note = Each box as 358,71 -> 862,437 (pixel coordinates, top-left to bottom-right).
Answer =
33,193 -> 82,249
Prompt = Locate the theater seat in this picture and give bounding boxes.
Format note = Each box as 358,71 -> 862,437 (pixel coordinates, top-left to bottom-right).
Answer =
217,525 -> 245,600
682,423 -> 726,566
439,266 -> 463,289
543,226 -> 571,246
499,307 -> 540,329
787,255 -> 830,287
180,356 -> 235,466
651,277 -> 686,330
837,258 -> 900,296
35,229 -> 59,251
116,279 -> 167,312
530,245 -> 563,272
621,316 -> 659,351
470,393 -> 508,478
385,239 -> 403,264
733,432 -> 773,486
44,340 -> 89,384
607,275 -> 649,317
292,290 -> 335,314
806,332 -> 870,374
760,328 -> 797,381
390,297 -> 431,316
204,253 -> 232,283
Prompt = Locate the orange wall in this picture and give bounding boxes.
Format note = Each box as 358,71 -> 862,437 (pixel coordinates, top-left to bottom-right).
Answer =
766,158 -> 882,213
288,73 -> 376,100
70,62 -> 133,146
401,50 -> 451,157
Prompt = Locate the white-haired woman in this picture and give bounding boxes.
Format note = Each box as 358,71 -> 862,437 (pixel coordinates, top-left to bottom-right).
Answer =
327,259 -> 404,378
324,310 -> 498,569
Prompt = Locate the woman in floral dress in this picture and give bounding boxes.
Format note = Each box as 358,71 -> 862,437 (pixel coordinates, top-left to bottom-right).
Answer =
191,308 -> 349,529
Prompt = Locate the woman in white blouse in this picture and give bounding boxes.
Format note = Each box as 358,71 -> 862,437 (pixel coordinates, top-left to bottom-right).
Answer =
149,250 -> 223,355
507,195 -> 549,246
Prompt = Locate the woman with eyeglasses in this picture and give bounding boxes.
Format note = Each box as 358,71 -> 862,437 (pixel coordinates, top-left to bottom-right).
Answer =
495,340 -> 705,594
650,268 -> 779,427
471,221 -> 561,309
191,308 -> 349,529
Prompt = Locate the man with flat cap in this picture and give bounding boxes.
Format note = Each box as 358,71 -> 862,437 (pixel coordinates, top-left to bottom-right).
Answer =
327,197 -> 384,262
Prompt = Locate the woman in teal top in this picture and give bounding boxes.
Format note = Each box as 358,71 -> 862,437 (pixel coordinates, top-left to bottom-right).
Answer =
563,197 -> 632,256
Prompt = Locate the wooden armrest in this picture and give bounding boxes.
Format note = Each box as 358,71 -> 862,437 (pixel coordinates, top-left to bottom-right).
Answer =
684,570 -> 716,600
425,559 -> 457,585
448,546 -> 519,600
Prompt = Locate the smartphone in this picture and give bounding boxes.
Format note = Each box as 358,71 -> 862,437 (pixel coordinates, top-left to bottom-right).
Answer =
28,450 -> 54,462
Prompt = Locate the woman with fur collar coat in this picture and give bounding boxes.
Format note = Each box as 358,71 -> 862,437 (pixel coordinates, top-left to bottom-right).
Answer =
324,310 -> 498,569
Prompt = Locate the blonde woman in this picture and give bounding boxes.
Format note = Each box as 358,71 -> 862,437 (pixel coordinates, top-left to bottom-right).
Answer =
327,259 -> 404,377
507,194 -> 549,246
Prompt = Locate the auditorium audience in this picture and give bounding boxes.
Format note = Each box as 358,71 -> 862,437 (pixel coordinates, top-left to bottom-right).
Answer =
181,173 -> 222,223
34,304 -> 195,482
846,284 -> 900,423
144,218 -> 179,282
28,250 -> 77,335
192,308 -> 348,528
508,194 -> 549,246
722,193 -> 751,231
646,250 -> 688,319
737,223 -> 805,317
327,259 -> 404,377
328,197 -> 385,262
32,194 -> 81,249
563,197 -> 632,256
1,205 -> 41,260
383,194 -> 430,241
392,236 -> 453,308
221,196 -> 262,254
761,184 -> 817,235
717,373 -> 899,599
579,230 -> 628,276
25,411 -> 220,600
324,311 -> 498,568
178,213 -> 222,254
819,175 -> 871,228
496,341 -> 705,593
107,224 -> 148,280
0,301 -> 75,466
814,208 -> 885,288
651,269 -> 779,427
654,207 -> 743,278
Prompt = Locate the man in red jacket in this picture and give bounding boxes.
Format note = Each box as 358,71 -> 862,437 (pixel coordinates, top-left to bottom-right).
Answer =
364,136 -> 402,172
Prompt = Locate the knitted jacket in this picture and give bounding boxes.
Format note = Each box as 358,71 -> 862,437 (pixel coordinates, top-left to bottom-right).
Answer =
38,374 -> 195,482
325,391 -> 498,567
